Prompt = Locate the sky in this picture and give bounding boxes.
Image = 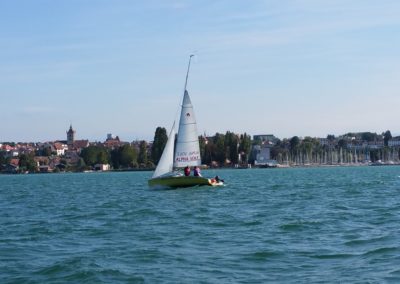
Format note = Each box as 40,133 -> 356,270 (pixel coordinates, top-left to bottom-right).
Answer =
1,0 -> 399,142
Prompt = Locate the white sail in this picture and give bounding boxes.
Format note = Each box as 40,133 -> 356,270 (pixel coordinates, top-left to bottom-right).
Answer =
152,123 -> 176,178
173,90 -> 201,168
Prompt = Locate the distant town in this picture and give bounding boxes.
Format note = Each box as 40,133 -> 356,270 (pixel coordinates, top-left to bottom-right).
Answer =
1,125 -> 399,174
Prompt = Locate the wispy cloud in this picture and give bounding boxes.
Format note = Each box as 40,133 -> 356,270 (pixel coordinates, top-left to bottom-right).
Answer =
190,0 -> 400,51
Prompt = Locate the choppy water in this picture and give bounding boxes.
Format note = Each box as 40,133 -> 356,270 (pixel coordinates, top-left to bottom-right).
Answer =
1,166 -> 400,283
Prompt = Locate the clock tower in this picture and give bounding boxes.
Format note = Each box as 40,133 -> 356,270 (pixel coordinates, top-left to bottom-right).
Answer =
66,125 -> 75,148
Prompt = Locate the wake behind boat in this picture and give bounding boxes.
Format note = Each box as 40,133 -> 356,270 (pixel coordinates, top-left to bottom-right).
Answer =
148,56 -> 224,189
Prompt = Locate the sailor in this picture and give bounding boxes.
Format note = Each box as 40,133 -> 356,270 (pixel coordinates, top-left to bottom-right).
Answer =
193,166 -> 201,177
184,166 -> 190,176
215,175 -> 224,183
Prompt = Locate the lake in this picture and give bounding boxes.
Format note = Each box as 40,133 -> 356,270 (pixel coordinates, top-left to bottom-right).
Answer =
1,166 -> 400,283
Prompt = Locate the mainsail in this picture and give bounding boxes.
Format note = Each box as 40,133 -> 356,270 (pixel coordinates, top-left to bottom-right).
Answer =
152,123 -> 176,178
174,90 -> 201,168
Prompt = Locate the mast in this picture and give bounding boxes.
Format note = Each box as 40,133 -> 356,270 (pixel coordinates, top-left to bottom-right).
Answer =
184,54 -> 194,91
174,54 -> 201,168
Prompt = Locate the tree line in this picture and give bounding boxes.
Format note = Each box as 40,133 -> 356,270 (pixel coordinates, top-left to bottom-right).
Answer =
1,129 -> 398,173
150,127 -> 252,167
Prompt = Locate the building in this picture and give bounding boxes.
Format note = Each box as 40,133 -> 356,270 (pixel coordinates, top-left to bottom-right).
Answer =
94,164 -> 110,171
67,125 -> 76,148
104,135 -> 123,149
389,138 -> 400,147
253,143 -> 277,167
53,142 -> 68,156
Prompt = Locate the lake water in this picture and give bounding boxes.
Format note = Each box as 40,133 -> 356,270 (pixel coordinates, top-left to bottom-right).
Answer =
1,166 -> 400,283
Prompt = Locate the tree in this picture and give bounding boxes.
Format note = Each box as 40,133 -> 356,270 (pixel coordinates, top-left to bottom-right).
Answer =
338,139 -> 347,149
80,146 -> 109,166
383,130 -> 392,147
138,140 -> 148,166
80,146 -> 98,166
203,139 -> 216,165
76,157 -> 87,171
151,127 -> 168,165
290,136 -> 300,152
199,135 -> 206,161
0,151 -> 6,170
361,132 -> 377,142
238,133 -> 252,163
225,131 -> 239,164
327,134 -> 335,142
43,147 -> 52,156
110,148 -> 120,169
118,144 -> 138,168
111,144 -> 138,169
19,153 -> 37,172
97,149 -> 109,164
213,133 -> 226,164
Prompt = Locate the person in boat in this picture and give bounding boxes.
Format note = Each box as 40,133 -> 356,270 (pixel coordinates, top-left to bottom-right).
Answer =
193,166 -> 201,177
184,166 -> 190,176
215,175 -> 224,183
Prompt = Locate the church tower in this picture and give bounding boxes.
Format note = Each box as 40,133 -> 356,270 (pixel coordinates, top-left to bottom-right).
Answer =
66,124 -> 75,148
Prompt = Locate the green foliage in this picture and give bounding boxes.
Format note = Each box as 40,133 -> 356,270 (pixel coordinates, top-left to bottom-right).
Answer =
337,139 -> 347,149
361,132 -> 378,142
195,132 -> 254,166
199,136 -> 206,161
42,147 -> 52,156
238,133 -> 252,163
18,153 -> 37,172
290,136 -> 300,152
97,149 -> 109,164
138,140 -> 148,165
213,133 -> 226,164
327,134 -> 335,141
369,149 -> 380,162
0,151 -> 6,170
202,140 -> 216,165
80,146 -> 110,166
224,131 -> 239,164
111,144 -> 138,169
151,127 -> 168,164
119,144 -> 137,167
76,157 -> 87,171
146,160 -> 155,169
383,130 -> 392,147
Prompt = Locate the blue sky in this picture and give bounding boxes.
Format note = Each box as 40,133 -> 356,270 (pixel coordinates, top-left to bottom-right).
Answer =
1,0 -> 399,142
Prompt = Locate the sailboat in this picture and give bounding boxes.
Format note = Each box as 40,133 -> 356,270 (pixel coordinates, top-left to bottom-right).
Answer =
148,56 -> 224,188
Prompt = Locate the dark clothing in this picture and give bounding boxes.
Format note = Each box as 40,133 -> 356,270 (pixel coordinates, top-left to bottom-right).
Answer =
184,166 -> 190,176
193,167 -> 201,177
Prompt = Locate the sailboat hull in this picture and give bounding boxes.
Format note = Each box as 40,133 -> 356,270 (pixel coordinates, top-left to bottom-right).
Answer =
148,176 -> 223,188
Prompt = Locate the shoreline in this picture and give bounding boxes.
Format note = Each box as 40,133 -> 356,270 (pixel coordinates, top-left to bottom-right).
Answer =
2,162 -> 400,175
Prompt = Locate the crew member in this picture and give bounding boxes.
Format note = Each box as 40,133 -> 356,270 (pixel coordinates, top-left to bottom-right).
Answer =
184,166 -> 190,176
193,166 -> 201,177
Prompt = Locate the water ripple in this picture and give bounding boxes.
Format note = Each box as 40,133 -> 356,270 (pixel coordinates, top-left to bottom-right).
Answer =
1,167 -> 400,283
